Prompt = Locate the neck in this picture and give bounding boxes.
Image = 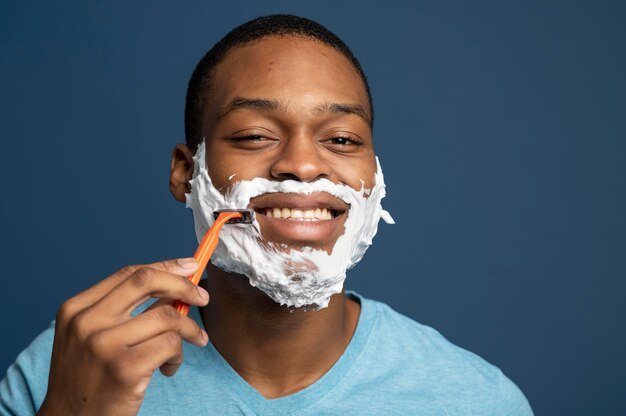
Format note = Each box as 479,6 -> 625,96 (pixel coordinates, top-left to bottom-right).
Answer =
199,264 -> 360,399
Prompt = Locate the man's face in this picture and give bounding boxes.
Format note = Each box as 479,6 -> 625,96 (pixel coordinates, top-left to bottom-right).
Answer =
198,36 -> 375,253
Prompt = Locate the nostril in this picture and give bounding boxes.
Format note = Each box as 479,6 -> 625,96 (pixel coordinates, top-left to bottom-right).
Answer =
270,157 -> 332,183
273,173 -> 302,181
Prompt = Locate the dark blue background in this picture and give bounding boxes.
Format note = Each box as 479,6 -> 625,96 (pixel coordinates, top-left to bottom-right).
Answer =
1,1 -> 625,414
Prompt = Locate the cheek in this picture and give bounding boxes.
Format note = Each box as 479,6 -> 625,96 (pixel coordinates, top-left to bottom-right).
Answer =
204,152 -> 237,191
204,162 -> 229,190
205,152 -> 271,192
341,156 -> 377,191
203,143 -> 251,189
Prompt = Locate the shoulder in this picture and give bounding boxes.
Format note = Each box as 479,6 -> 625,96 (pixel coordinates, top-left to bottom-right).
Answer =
353,294 -> 534,415
0,321 -> 55,415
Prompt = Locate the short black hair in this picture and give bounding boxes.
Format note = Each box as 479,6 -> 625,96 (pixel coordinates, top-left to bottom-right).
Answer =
184,14 -> 373,149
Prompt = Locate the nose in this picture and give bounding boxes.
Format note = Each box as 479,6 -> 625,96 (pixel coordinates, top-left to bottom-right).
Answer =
270,135 -> 332,182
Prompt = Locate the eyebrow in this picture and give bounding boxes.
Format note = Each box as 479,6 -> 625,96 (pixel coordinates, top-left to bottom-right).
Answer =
313,102 -> 372,126
217,97 -> 286,120
217,97 -> 372,126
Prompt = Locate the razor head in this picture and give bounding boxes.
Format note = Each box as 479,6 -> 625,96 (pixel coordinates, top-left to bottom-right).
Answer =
213,209 -> 255,224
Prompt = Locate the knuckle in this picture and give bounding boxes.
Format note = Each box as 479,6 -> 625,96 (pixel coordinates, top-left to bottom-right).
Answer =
130,267 -> 153,289
154,260 -> 176,272
85,332 -> 109,357
163,331 -> 182,350
118,264 -> 139,277
191,322 -> 203,339
177,275 -> 195,294
68,312 -> 92,341
57,298 -> 80,323
156,305 -> 180,325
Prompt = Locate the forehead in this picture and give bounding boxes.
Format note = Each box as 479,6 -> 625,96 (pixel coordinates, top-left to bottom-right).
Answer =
205,36 -> 370,120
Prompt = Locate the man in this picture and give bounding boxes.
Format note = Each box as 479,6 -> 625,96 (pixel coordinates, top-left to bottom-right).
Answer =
0,15 -> 533,415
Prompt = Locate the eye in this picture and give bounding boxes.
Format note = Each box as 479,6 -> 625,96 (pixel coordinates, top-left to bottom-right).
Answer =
330,137 -> 351,145
227,134 -> 278,150
230,135 -> 268,142
324,135 -> 362,147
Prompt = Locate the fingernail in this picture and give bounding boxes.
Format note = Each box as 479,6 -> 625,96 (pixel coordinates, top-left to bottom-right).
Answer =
192,330 -> 209,348
197,286 -> 210,302
177,258 -> 198,269
195,331 -> 209,347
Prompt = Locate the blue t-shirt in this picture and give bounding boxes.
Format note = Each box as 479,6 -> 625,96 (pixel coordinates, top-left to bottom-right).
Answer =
1,292 -> 533,415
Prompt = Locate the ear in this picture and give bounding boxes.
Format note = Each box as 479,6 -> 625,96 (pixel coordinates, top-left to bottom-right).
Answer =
169,143 -> 195,203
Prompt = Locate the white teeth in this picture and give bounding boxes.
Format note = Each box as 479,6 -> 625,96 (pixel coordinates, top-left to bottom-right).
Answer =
262,207 -> 335,220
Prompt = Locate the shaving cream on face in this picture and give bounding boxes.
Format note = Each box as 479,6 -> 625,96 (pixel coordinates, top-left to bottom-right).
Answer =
186,141 -> 394,309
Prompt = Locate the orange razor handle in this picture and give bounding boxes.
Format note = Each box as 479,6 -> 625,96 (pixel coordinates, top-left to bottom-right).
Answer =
174,211 -> 244,316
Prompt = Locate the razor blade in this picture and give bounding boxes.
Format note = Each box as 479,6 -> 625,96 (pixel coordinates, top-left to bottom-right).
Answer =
213,209 -> 255,224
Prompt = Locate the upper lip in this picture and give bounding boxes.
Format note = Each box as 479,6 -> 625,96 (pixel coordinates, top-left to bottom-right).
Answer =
248,192 -> 349,213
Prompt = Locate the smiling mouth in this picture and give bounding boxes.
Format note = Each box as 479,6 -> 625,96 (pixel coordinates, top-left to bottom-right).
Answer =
249,193 -> 349,244
255,207 -> 340,221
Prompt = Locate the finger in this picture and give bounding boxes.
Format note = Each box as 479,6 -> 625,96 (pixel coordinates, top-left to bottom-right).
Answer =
144,297 -> 175,312
143,297 -> 188,313
70,258 -> 199,312
103,305 -> 208,348
142,281 -> 209,312
90,264 -> 208,317
128,331 -> 187,377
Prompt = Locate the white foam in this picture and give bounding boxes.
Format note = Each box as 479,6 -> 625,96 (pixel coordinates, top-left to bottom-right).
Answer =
186,141 -> 394,309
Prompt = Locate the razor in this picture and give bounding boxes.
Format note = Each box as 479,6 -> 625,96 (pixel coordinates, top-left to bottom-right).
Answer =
174,209 -> 254,316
